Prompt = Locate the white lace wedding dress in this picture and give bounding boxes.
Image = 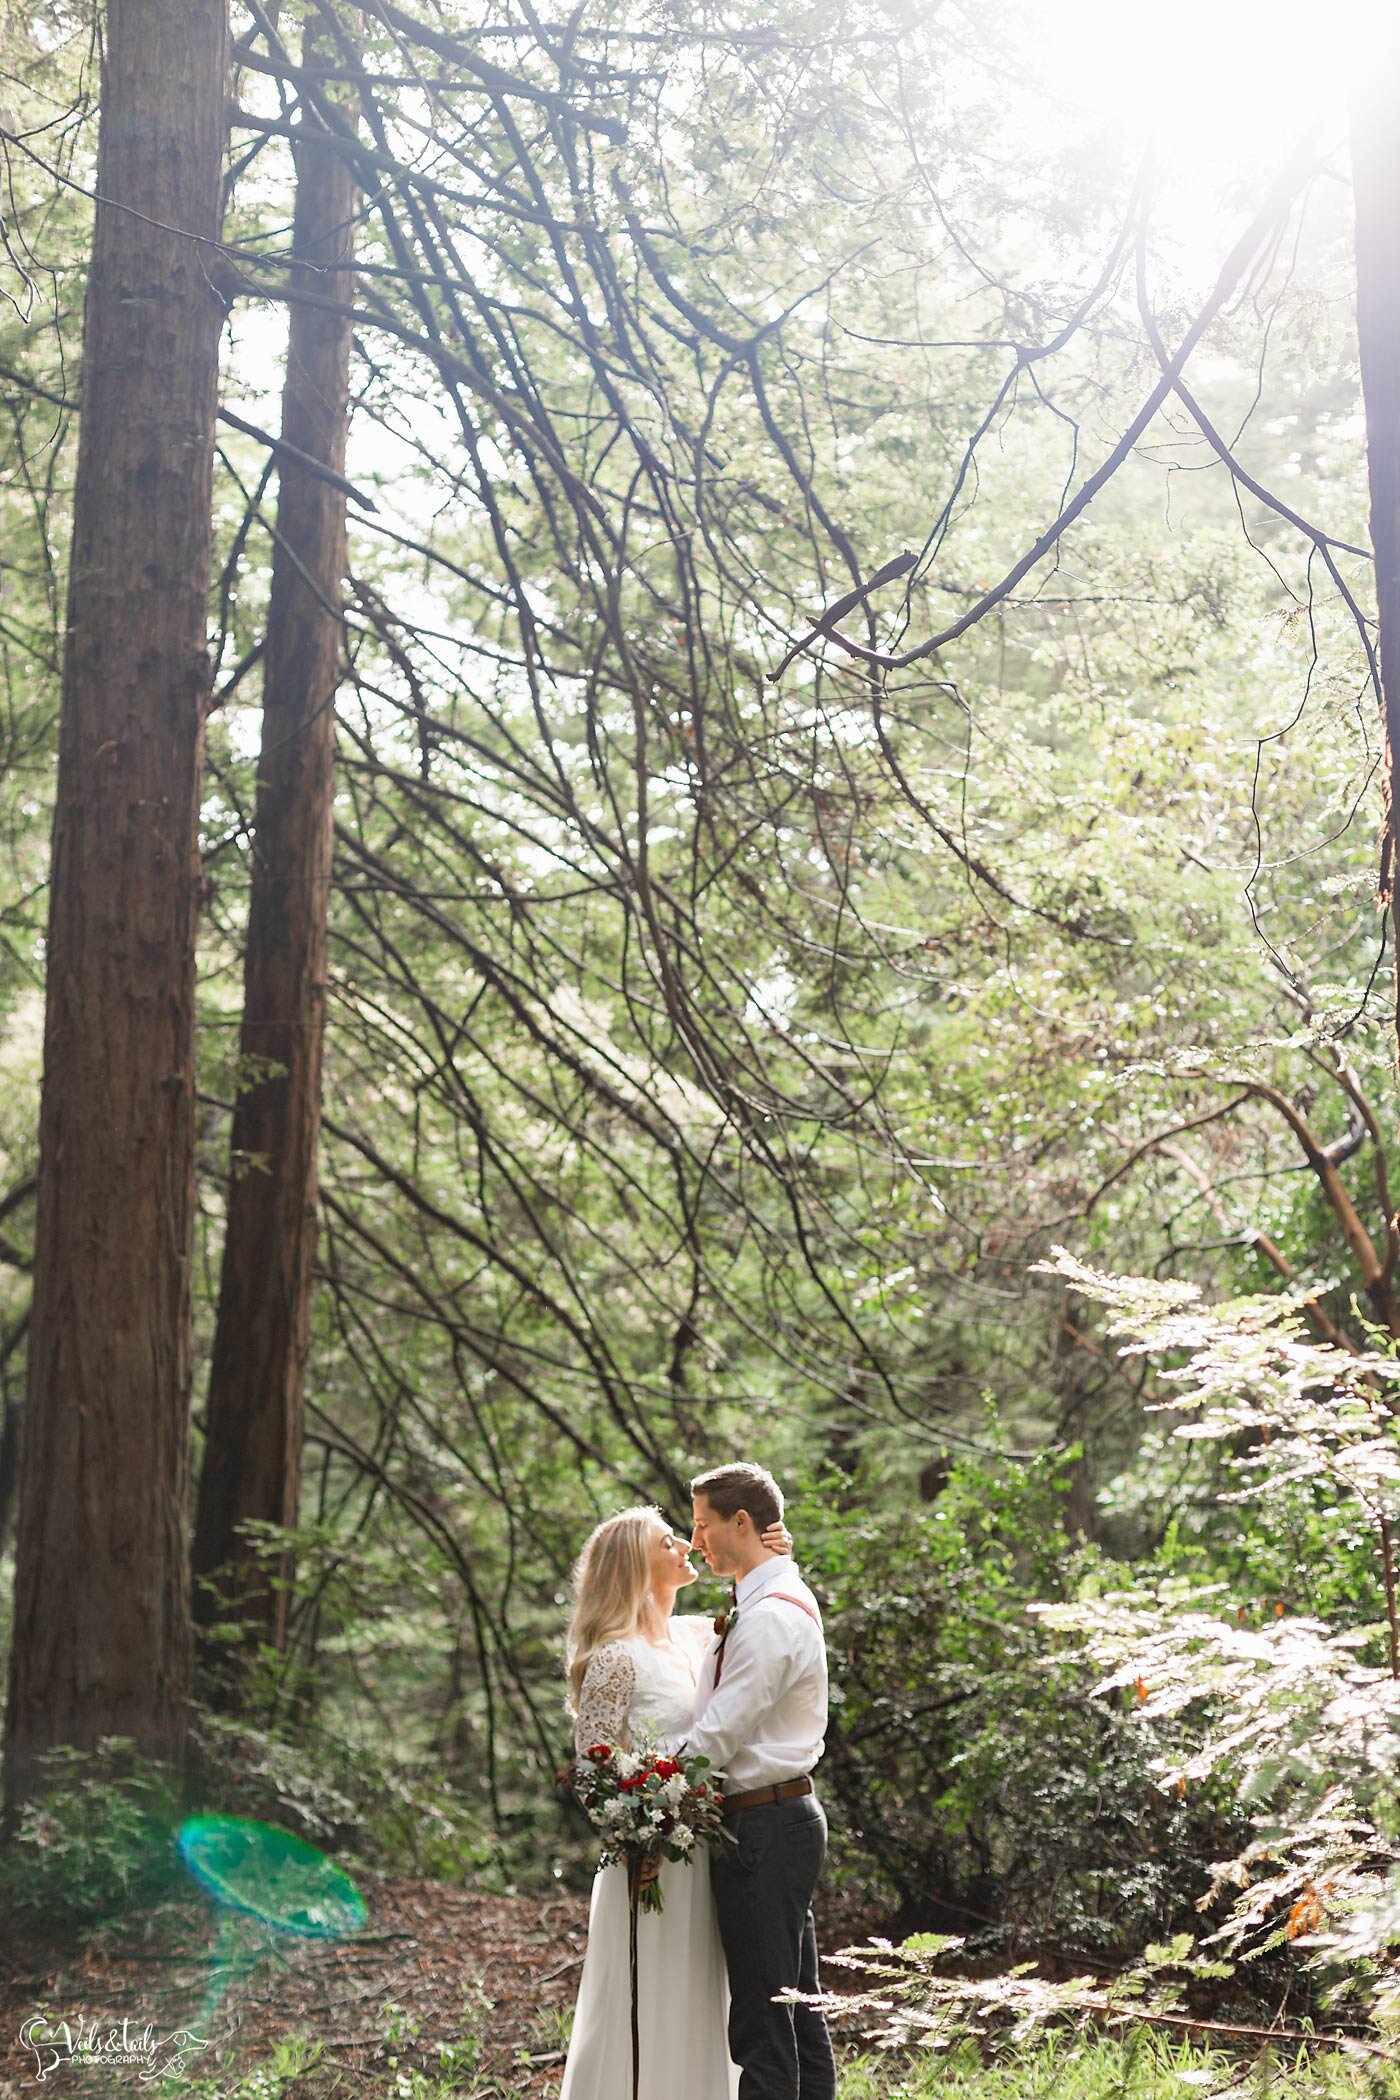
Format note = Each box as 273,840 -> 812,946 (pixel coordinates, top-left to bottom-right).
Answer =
560,1614 -> 740,2100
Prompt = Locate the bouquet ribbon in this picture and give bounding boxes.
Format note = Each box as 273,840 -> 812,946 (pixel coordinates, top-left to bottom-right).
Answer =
625,1850 -> 644,2100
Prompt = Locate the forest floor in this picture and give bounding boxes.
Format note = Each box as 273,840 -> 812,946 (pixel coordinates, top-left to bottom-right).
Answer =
0,1872 -> 884,2098
0,1872 -> 590,2096
5,1883 -> 1400,2100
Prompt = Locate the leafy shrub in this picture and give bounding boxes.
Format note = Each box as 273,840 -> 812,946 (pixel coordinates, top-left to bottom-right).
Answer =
191,1518 -> 540,1891
1030,1252 -> 1400,2031
802,1439 -> 1248,1963
0,1735 -> 186,1930
0,1704 -> 497,1939
187,1702 -> 513,1887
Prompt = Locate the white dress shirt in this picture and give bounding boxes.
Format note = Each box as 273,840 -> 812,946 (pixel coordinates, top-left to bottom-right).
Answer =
684,1555 -> 828,1792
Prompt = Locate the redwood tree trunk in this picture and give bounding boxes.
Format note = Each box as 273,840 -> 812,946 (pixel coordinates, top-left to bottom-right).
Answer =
1352,31 -> 1400,1076
2,0 -> 227,1817
192,65 -> 355,1666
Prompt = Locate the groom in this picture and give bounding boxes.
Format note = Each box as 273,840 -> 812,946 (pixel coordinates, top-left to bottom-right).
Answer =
685,1461 -> 837,2100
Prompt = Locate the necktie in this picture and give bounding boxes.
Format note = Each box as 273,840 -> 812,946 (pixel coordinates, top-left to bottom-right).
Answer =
712,1586 -> 738,1686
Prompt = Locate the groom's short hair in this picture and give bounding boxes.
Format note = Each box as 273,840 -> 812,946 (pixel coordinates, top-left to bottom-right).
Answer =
691,1461 -> 783,1532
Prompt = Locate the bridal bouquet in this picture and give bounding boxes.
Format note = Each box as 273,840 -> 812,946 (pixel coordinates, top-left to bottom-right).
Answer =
566,1737 -> 728,1914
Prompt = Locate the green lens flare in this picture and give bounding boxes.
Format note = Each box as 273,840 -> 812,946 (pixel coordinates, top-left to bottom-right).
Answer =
177,1815 -> 367,1938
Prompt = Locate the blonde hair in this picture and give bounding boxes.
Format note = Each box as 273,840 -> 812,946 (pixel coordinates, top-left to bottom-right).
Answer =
565,1505 -> 665,1711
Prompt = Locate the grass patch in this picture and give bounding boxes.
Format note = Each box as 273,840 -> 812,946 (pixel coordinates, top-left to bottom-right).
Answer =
136,2024 -> 1400,2100
833,2030 -> 1400,2099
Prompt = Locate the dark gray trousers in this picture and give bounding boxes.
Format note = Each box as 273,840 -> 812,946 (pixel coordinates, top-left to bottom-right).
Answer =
710,1793 -> 837,2100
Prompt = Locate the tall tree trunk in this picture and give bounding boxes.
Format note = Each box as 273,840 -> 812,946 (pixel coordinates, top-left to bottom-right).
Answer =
0,1377 -> 22,1563
2,0 -> 227,1819
192,53 -> 355,1671
1352,31 -> 1400,1077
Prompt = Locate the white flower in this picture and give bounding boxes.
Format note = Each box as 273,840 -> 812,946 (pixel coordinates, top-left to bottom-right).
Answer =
663,1774 -> 687,1806
672,1826 -> 695,1852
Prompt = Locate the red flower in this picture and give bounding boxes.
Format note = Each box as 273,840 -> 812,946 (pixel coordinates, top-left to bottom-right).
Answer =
652,1758 -> 681,1779
586,1745 -> 612,1760
619,1775 -> 647,1791
695,1785 -> 707,1797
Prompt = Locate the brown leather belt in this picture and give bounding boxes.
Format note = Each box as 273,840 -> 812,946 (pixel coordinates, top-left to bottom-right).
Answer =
720,1775 -> 812,1816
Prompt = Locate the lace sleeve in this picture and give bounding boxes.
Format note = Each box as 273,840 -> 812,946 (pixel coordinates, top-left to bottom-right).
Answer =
574,1641 -> 637,1756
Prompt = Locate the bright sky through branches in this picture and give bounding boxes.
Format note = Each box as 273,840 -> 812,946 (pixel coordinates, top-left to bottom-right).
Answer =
1031,0 -> 1371,168
1008,0 -> 1392,295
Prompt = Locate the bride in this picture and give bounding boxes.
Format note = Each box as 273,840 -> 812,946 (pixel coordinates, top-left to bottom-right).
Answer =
559,1503 -> 790,2099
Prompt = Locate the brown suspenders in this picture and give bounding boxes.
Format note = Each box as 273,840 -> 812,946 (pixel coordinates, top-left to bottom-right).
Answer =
712,1587 -> 820,1687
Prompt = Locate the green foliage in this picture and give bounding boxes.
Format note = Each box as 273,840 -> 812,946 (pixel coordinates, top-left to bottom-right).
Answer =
142,2022 -> 1400,2100
153,2034 -> 325,2100
374,1991 -> 500,2100
1030,1253 -> 1400,2028
805,1444 -> 1247,1961
191,1514 -> 571,1891
187,1697 -> 530,1892
1154,1482 -> 1391,1636
813,1933 -> 1400,2084
0,1736 -> 185,1930
833,2029 -> 1400,2100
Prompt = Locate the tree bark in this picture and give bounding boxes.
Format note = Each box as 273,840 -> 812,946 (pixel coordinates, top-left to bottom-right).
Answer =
2,0 -> 227,1819
1352,29 -> 1400,1078
0,1389 -> 22,1563
192,46 -> 354,1669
